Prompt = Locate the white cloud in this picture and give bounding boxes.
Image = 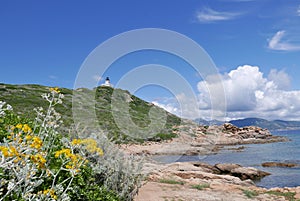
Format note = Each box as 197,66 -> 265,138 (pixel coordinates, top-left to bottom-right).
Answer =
152,101 -> 178,115
198,65 -> 300,120
268,30 -> 300,51
92,75 -> 102,82
152,93 -> 201,119
297,5 -> 300,16
153,65 -> 300,121
268,69 -> 291,90
196,7 -> 241,23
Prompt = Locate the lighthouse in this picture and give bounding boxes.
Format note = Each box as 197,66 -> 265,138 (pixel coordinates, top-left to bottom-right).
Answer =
102,77 -> 112,87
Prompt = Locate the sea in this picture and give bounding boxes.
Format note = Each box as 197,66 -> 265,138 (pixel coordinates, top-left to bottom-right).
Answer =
153,129 -> 300,189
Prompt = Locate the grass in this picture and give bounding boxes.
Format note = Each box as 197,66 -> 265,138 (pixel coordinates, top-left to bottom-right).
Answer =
242,189 -> 298,200
159,179 -> 185,185
266,191 -> 297,201
242,189 -> 258,198
0,83 -> 182,143
191,183 -> 210,190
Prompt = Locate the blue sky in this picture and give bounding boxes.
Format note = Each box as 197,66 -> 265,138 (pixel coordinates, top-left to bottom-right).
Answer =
1,0 -> 300,121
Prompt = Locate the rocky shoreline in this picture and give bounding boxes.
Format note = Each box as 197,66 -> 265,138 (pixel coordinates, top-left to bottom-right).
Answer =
121,123 -> 288,156
134,161 -> 300,201
120,123 -> 299,200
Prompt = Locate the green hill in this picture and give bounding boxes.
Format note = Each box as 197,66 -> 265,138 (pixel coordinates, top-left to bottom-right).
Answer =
0,83 -> 181,142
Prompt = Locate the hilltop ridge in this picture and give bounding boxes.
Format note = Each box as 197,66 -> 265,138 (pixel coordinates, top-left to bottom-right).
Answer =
0,83 -> 181,142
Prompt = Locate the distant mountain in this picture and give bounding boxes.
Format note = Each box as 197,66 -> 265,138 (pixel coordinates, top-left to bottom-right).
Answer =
194,118 -> 224,126
229,118 -> 300,130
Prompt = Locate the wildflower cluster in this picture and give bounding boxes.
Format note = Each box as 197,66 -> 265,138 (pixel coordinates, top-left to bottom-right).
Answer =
0,86 -> 144,201
71,138 -> 104,156
54,148 -> 84,175
0,88 -> 106,201
38,188 -> 57,200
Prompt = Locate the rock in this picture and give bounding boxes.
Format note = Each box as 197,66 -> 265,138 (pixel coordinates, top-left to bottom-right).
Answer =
223,123 -> 240,133
214,163 -> 270,181
262,162 -> 298,168
230,167 -> 270,180
227,146 -> 245,151
174,171 -> 222,180
192,162 -> 221,174
215,163 -> 241,174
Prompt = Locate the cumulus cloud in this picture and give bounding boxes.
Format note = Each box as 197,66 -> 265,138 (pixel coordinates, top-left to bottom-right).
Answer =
196,7 -> 241,23
152,100 -> 178,115
268,30 -> 300,51
153,65 -> 300,121
198,65 -> 300,120
268,69 -> 291,90
152,93 -> 201,119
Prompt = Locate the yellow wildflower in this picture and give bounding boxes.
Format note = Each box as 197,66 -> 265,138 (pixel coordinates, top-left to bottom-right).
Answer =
0,146 -> 19,158
71,138 -> 82,145
49,87 -> 60,93
42,189 -> 57,200
16,123 -> 22,129
22,124 -> 32,133
25,135 -> 32,140
81,138 -> 104,156
9,146 -> 19,157
30,153 -> 46,169
65,164 -> 72,169
0,146 -> 9,157
30,136 -> 43,149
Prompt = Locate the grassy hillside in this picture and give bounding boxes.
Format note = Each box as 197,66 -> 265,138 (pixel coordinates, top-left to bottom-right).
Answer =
0,83 -> 181,142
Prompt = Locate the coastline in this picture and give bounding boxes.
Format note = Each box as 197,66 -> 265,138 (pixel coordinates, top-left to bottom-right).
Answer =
121,123 -> 288,156
120,123 -> 300,200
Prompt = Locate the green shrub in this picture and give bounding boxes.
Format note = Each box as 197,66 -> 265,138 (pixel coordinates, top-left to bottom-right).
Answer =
243,189 -> 258,198
191,183 -> 210,190
266,191 -> 296,201
159,179 -> 185,185
0,88 -> 143,201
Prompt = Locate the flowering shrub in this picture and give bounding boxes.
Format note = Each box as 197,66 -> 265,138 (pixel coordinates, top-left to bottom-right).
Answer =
0,87 -> 129,200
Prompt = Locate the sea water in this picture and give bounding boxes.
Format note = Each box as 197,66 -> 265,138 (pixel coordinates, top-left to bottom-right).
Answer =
153,129 -> 300,188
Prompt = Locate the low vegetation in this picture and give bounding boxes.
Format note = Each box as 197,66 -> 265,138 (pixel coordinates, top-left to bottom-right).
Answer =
191,183 -> 210,190
266,191 -> 297,201
242,189 -> 258,198
0,88 -> 144,200
0,83 -> 181,143
159,179 -> 185,185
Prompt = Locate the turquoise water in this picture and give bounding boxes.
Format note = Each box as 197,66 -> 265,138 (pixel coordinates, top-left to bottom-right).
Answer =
153,130 -> 300,188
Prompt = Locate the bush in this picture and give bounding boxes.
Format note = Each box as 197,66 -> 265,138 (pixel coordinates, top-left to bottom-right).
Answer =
191,183 -> 210,190
243,189 -> 258,198
266,191 -> 296,201
0,87 -> 143,200
159,178 -> 185,185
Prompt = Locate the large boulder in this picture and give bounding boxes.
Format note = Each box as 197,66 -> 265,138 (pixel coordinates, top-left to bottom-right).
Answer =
214,163 -> 270,180
215,163 -> 241,173
230,167 -> 270,180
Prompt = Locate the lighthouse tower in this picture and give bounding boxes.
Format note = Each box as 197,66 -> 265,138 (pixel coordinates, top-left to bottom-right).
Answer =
102,77 -> 112,87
